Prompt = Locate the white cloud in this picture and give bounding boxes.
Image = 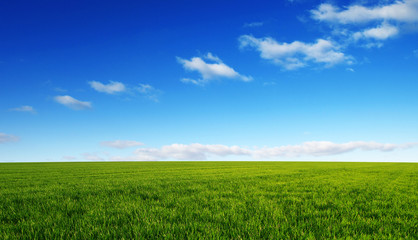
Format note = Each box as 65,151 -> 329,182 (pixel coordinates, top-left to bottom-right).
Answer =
0,133 -> 19,143
89,81 -> 126,94
54,95 -> 92,110
239,35 -> 350,70
311,1 -> 418,24
180,78 -> 204,85
10,105 -> 36,114
62,156 -> 77,160
112,141 -> 416,161
353,23 -> 399,40
177,53 -> 252,85
129,143 -> 251,161
88,80 -> 161,101
310,1 -> 418,48
252,141 -> 413,158
101,140 -> 144,149
204,52 -> 222,62
362,24 -> 399,39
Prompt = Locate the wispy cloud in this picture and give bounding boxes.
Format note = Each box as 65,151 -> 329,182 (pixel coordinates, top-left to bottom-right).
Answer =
239,35 -> 351,70
111,141 -> 417,161
137,84 -> 153,94
54,95 -> 92,110
101,140 -> 144,149
251,141 -> 415,158
10,105 -> 36,114
177,53 -> 252,85
243,21 -> 264,28
82,153 -> 104,161
89,81 -> 126,94
136,84 -> 162,102
263,81 -> 277,86
0,133 -> 19,143
53,87 -> 67,92
89,81 -> 161,101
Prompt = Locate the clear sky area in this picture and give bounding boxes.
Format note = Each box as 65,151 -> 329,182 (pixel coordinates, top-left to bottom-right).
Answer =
1,0 -> 417,162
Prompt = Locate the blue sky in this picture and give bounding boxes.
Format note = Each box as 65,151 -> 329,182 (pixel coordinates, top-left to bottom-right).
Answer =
1,0 -> 417,162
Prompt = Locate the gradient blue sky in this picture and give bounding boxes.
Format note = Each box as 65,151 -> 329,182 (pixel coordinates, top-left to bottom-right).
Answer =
1,0 -> 417,162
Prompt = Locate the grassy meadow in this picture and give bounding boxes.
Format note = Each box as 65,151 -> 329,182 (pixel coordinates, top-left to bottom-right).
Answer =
0,162 -> 417,239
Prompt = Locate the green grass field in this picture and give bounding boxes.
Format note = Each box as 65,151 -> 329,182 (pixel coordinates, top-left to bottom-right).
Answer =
0,162 -> 417,239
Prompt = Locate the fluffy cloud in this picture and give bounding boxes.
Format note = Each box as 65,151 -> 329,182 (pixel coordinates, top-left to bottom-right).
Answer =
0,133 -> 19,143
177,53 -> 252,85
54,95 -> 92,110
311,1 -> 418,24
89,81 -> 126,94
101,140 -> 144,149
10,105 -> 36,114
311,1 -> 418,48
353,23 -> 399,40
112,141 -> 416,161
239,35 -> 350,70
126,143 -> 251,161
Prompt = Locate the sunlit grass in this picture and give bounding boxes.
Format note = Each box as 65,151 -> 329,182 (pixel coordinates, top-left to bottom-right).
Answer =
0,162 -> 416,239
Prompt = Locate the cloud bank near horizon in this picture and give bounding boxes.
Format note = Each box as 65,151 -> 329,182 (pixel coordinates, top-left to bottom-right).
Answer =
104,141 -> 417,161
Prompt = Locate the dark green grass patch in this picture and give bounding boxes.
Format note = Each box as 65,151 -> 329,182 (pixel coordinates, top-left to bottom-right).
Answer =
0,162 -> 417,239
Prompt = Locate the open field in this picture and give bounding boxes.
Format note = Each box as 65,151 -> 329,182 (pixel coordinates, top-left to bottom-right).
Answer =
0,162 -> 417,239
